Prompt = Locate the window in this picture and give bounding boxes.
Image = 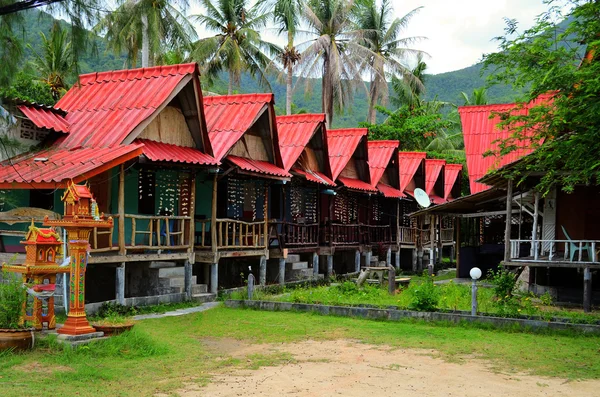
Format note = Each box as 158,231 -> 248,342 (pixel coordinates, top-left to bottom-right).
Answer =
138,168 -> 155,215
29,189 -> 54,210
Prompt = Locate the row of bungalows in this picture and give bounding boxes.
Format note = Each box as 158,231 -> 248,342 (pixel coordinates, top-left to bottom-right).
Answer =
0,63 -> 462,308
411,95 -> 599,311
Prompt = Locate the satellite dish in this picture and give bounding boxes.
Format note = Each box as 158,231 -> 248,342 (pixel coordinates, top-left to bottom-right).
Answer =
414,188 -> 431,208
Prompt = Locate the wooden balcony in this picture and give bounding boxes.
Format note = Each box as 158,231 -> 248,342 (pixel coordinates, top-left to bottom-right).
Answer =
195,218 -> 267,250
324,223 -> 362,246
508,239 -> 600,268
441,228 -> 454,243
365,225 -> 394,245
398,226 -> 417,245
270,221 -> 319,249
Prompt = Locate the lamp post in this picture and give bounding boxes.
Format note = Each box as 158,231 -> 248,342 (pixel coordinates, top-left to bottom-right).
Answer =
470,267 -> 482,316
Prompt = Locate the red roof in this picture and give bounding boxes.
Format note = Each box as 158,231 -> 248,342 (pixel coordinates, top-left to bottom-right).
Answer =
459,94 -> 552,193
292,168 -> 335,186
204,94 -> 273,161
227,155 -> 290,178
18,105 -> 69,133
56,63 -> 200,149
377,182 -> 405,198
0,144 -> 143,189
430,195 -> 447,205
137,139 -> 218,166
276,114 -> 326,171
425,159 -> 445,195
367,140 -> 399,187
327,128 -> 368,180
338,176 -> 377,193
444,164 -> 463,200
398,152 -> 426,192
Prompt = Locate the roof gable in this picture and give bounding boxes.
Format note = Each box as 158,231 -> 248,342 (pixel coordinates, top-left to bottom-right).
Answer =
276,113 -> 326,171
327,128 -> 368,180
425,159 -> 446,195
18,104 -> 69,134
398,152 -> 426,193
367,140 -> 399,188
444,164 -> 463,200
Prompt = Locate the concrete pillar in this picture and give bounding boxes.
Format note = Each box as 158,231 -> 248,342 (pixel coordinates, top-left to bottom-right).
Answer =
115,263 -> 125,305
584,267 -> 592,313
412,249 -> 417,273
354,250 -> 361,273
428,248 -> 434,276
395,249 -> 401,271
278,258 -> 286,285
416,248 -> 423,273
184,260 -> 193,299
365,251 -> 372,267
312,252 -> 319,277
210,262 -> 218,294
259,255 -> 267,286
326,255 -> 333,280
386,247 -> 392,267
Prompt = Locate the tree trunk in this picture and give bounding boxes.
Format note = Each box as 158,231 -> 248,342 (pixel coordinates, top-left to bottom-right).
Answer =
286,63 -> 293,115
368,77 -> 378,124
141,13 -> 149,68
228,69 -> 234,95
322,56 -> 333,128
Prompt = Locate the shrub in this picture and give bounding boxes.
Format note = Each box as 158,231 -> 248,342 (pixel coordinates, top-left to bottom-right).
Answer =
488,268 -> 517,303
0,271 -> 27,329
408,277 -> 440,312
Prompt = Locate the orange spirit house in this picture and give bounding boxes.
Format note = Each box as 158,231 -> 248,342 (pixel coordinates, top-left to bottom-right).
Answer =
44,181 -> 113,336
2,224 -> 69,330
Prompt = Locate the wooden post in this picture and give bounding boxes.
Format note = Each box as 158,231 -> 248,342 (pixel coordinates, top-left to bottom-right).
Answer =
437,216 -> 443,265
118,164 -> 126,255
455,219 -> 461,274
429,215 -> 435,275
263,184 -> 269,248
396,201 -> 401,249
189,174 -> 196,251
211,175 -> 218,253
504,179 -> 514,263
583,267 -> 592,313
531,190 -> 540,259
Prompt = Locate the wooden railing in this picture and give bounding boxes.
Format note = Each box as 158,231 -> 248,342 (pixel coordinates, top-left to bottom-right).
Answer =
194,219 -> 211,248
510,239 -> 599,263
214,219 -> 266,249
270,221 -> 319,248
366,225 -> 393,245
398,227 -> 416,245
421,230 -> 431,246
326,223 -> 362,246
441,228 -> 454,243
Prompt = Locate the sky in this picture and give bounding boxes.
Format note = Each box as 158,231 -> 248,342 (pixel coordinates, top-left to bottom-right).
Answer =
190,0 -> 555,75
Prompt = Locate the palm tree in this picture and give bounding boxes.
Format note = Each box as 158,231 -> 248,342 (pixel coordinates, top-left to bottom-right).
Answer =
272,0 -> 302,115
298,0 -> 375,128
193,0 -> 280,95
355,0 -> 425,124
390,52 -> 427,110
461,87 -> 488,105
28,23 -> 74,101
97,0 -> 197,68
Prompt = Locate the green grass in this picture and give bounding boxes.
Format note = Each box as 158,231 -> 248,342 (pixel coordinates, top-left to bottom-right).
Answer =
1,306 -> 600,396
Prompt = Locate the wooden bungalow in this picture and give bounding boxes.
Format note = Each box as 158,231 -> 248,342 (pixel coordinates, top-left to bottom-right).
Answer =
199,93 -> 291,290
268,113 -> 335,283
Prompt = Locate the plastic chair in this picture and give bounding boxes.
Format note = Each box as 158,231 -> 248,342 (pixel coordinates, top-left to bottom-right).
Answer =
561,226 -> 593,262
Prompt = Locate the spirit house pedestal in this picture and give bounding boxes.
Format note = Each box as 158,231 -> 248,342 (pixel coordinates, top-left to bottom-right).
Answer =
44,181 -> 113,336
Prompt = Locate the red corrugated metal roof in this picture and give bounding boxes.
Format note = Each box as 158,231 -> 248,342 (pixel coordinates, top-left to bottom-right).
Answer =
227,155 -> 290,178
425,159 -> 445,195
276,114 -> 326,171
18,105 -> 70,133
367,140 -> 399,187
430,195 -> 447,204
459,94 -> 552,194
327,128 -> 368,180
55,63 -> 199,149
204,94 -> 273,161
398,152 -> 426,192
444,164 -> 463,200
377,182 -> 405,198
137,139 -> 218,166
292,168 -> 335,186
0,143 -> 143,188
338,176 -> 378,193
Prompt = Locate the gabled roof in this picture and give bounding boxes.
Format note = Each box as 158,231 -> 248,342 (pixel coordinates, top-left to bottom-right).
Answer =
327,128 -> 368,180
137,139 -> 218,166
56,63 -> 207,150
204,93 -> 274,161
276,114 -> 326,171
444,164 -> 463,200
377,183 -> 405,198
398,152 -> 426,193
337,176 -> 377,193
0,144 -> 143,189
18,104 -> 69,133
292,168 -> 335,186
367,140 -> 399,187
425,159 -> 445,195
227,155 -> 291,179
459,94 -> 552,194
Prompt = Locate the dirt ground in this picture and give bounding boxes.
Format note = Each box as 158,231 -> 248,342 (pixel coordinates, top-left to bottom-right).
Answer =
169,339 -> 600,397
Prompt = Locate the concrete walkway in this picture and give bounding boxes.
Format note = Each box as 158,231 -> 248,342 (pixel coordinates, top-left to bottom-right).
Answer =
133,301 -> 221,320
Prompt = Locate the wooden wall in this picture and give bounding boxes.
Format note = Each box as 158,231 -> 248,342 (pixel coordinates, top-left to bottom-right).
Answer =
556,186 -> 600,240
138,106 -> 195,147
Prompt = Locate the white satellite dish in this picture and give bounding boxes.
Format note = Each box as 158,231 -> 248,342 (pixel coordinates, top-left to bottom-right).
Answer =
414,188 -> 431,208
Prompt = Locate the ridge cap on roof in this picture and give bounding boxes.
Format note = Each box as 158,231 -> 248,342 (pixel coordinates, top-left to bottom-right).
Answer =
77,63 -> 198,85
445,163 -> 463,169
368,140 -> 399,147
327,127 -> 368,136
276,113 -> 326,123
426,158 -> 446,164
398,151 -> 427,157
203,93 -> 274,104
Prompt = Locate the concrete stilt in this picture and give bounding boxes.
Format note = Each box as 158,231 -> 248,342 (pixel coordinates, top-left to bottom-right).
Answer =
417,248 -> 423,273
210,262 -> 218,294
386,247 -> 392,267
355,250 -> 361,273
278,258 -> 286,285
115,263 -> 125,305
365,251 -> 372,266
326,255 -> 333,280
312,252 -> 319,277
184,260 -> 193,299
584,267 -> 592,313
259,255 -> 267,286
395,249 -> 400,271
412,249 -> 417,273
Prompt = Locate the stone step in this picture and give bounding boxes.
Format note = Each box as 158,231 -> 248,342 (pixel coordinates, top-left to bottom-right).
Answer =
286,261 -> 308,270
191,293 -> 217,303
287,268 -> 314,281
149,261 -> 178,269
158,266 -> 185,277
285,254 -> 301,263
159,275 -> 196,288
192,284 -> 208,294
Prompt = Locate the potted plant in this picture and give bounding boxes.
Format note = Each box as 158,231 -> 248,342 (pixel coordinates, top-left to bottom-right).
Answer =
91,313 -> 135,336
0,270 -> 34,352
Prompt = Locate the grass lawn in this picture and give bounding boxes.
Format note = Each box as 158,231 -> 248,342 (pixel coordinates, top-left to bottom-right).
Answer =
1,306 -> 600,396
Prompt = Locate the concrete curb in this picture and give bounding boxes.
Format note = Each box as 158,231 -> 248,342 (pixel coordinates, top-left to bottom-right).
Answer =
224,300 -> 600,334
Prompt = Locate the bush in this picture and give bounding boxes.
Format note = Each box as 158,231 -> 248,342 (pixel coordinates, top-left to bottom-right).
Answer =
488,268 -> 517,303
408,277 -> 440,312
0,271 -> 27,329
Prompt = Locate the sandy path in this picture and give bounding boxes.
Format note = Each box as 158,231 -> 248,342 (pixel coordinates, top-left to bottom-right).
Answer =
175,339 -> 599,397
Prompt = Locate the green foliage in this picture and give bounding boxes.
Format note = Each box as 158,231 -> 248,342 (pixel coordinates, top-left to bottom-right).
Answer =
488,268 -> 518,303
0,70 -> 55,104
407,274 -> 440,311
0,271 -> 27,329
